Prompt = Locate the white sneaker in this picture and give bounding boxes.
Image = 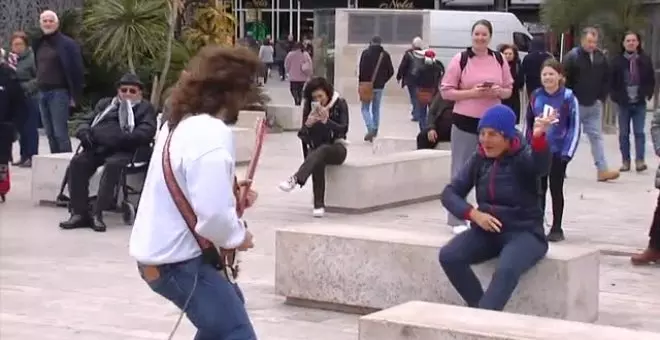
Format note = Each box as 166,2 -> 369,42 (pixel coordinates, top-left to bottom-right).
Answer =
312,208 -> 325,218
278,176 -> 297,192
452,224 -> 470,234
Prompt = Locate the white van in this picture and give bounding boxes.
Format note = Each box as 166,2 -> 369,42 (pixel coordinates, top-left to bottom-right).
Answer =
427,10 -> 533,66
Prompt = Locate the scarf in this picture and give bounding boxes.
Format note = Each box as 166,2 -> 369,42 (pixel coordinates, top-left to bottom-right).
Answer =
625,52 -> 639,85
90,97 -> 136,133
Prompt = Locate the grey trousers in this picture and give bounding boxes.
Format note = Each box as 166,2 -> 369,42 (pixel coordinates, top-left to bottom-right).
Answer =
448,125 -> 479,226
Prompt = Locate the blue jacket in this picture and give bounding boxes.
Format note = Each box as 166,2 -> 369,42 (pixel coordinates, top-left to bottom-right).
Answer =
440,133 -> 551,238
525,87 -> 580,161
33,32 -> 85,102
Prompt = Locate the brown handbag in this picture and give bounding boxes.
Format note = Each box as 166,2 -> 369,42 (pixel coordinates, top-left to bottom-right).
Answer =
358,52 -> 384,103
416,88 -> 435,106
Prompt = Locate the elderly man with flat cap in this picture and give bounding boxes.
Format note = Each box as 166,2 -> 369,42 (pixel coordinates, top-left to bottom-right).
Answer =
59,73 -> 157,232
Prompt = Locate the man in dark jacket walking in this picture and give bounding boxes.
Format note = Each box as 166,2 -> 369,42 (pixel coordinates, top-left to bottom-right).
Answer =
563,27 -> 619,182
396,37 -> 424,121
521,37 -> 552,97
59,74 -> 157,232
33,10 -> 85,154
358,36 -> 394,141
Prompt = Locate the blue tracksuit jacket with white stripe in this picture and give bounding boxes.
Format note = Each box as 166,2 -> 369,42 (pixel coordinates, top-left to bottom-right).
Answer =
525,87 -> 581,161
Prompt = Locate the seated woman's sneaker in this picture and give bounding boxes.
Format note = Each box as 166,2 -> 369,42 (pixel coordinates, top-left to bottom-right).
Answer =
278,176 -> 297,192
312,207 -> 325,218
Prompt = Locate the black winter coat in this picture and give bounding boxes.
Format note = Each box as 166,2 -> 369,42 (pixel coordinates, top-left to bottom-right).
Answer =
0,64 -> 28,162
609,51 -> 656,106
358,45 -> 394,89
76,97 -> 157,154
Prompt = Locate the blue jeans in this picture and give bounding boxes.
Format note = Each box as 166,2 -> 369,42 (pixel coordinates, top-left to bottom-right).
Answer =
617,102 -> 647,162
138,256 -> 257,340
439,228 -> 547,311
406,85 -> 427,131
18,96 -> 40,159
38,89 -> 72,153
360,89 -> 383,133
579,101 -> 608,172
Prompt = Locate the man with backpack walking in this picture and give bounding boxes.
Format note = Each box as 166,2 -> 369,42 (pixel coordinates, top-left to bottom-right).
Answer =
358,36 -> 394,142
396,37 -> 424,122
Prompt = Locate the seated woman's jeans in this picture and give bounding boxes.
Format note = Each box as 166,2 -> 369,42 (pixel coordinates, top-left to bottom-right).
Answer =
439,228 -> 548,310
295,142 -> 347,208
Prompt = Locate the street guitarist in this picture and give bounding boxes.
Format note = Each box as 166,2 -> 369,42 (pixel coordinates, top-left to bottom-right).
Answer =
129,46 -> 262,340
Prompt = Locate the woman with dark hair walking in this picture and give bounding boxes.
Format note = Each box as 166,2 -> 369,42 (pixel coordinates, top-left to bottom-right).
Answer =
278,77 -> 349,217
499,44 -> 524,124
610,31 -> 656,172
284,42 -> 313,105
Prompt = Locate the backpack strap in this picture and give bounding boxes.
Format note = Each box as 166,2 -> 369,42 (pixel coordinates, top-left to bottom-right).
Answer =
459,50 -> 469,71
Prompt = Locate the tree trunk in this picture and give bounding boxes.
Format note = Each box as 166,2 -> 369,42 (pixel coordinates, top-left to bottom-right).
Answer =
151,0 -> 179,108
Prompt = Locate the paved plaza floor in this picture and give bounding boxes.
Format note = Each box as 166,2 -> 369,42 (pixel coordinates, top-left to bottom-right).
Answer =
1,81 -> 660,338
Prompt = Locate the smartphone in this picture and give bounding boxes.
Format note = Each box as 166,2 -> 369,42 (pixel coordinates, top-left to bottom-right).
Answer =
481,81 -> 495,88
311,101 -> 320,111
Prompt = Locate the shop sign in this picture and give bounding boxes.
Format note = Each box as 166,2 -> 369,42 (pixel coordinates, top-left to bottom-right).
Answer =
378,0 -> 414,9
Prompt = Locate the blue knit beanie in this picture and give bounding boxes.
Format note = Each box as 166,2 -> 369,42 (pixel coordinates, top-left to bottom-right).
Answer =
478,104 -> 517,139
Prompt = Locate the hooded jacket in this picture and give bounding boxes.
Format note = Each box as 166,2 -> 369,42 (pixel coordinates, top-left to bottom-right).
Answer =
358,44 -> 394,89
521,37 -> 553,95
298,91 -> 349,155
525,87 -> 580,161
441,132 -> 551,239
396,47 -> 423,87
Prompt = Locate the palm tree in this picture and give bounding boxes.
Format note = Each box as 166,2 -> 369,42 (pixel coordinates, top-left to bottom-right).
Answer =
184,0 -> 236,51
541,0 -> 647,53
83,0 -> 169,73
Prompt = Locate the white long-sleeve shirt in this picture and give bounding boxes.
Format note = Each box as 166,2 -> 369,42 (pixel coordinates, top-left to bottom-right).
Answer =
129,114 -> 246,265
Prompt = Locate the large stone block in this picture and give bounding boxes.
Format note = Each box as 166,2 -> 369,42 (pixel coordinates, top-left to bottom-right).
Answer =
372,136 -> 450,155
275,225 -> 599,322
32,153 -> 101,205
232,127 -> 254,165
267,104 -> 302,131
235,110 -> 265,129
324,150 -> 451,213
359,301 -> 660,340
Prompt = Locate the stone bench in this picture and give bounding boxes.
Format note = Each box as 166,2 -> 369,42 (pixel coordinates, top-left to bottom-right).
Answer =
359,301 -> 660,340
324,150 -> 451,213
275,225 -> 599,322
372,136 -> 450,155
235,110 -> 266,129
267,104 -> 301,131
32,127 -> 252,205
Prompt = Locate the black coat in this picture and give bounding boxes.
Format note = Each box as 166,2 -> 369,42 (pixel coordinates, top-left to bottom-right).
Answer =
609,51 -> 656,106
563,48 -> 610,106
358,45 -> 394,90
396,47 -> 423,87
298,93 -> 349,156
0,64 -> 28,162
76,97 -> 157,154
502,60 -> 524,123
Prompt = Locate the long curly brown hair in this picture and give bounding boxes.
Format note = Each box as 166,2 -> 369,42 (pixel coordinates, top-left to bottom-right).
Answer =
168,45 -> 264,127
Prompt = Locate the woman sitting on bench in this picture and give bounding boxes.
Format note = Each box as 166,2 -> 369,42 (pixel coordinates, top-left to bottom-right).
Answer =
438,104 -> 554,311
278,77 -> 349,218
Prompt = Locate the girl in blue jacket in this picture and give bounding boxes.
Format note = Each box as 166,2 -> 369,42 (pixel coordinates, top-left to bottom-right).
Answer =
525,59 -> 580,243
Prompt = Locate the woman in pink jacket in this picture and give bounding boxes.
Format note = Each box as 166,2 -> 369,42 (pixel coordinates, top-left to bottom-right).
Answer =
440,19 -> 514,235
284,42 -> 313,106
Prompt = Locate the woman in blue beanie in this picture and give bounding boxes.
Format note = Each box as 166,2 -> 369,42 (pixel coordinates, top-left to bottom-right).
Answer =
438,103 -> 554,311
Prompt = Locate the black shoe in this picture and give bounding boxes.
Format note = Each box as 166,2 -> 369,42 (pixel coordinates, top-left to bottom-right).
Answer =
546,229 -> 565,242
18,158 -> 32,168
59,214 -> 91,230
91,214 -> 107,232
363,131 -> 375,142
12,157 -> 27,166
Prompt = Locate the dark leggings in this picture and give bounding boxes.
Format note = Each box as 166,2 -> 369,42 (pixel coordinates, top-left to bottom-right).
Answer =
648,191 -> 660,250
540,154 -> 569,231
295,142 -> 347,208
290,81 -> 305,106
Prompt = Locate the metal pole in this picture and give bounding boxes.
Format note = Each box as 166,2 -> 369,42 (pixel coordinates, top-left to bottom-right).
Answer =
233,0 -> 238,40
271,0 -> 275,38
289,0 -> 293,37
296,0 -> 301,40
239,0 -> 244,38
276,0 -> 280,40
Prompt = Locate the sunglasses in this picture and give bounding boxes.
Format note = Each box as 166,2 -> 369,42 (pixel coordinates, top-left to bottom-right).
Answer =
120,88 -> 138,94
